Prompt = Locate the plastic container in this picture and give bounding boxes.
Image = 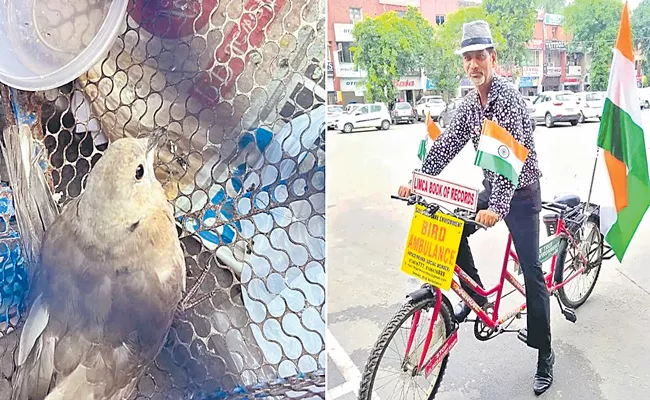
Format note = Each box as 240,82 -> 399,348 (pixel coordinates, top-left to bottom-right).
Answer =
0,0 -> 128,91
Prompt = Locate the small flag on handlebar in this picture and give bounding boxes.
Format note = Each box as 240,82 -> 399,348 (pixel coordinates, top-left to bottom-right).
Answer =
425,111 -> 441,141
417,138 -> 427,162
418,112 -> 441,162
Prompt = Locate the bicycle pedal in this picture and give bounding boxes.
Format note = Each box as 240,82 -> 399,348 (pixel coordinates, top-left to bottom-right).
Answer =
517,328 -> 528,344
563,308 -> 577,323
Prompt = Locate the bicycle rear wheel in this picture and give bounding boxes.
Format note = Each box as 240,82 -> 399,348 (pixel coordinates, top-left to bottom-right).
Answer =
358,297 -> 453,400
557,220 -> 603,308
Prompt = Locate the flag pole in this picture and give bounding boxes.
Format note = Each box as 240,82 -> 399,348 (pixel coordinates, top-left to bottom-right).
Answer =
584,147 -> 600,212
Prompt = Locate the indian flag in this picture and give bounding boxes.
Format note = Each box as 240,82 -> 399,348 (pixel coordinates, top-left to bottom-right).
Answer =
595,2 -> 650,261
418,112 -> 442,161
425,111 -> 441,141
474,119 -> 530,185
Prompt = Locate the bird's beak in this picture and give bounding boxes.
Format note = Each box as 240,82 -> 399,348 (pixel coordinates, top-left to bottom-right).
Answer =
147,128 -> 167,155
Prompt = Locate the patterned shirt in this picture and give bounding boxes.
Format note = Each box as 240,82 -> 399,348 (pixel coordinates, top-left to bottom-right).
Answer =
421,76 -> 542,219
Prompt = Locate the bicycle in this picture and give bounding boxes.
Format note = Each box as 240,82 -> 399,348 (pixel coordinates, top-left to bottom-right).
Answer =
358,191 -> 609,399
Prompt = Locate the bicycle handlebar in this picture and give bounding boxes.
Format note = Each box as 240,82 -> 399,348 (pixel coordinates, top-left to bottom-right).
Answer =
391,195 -> 488,230
541,201 -> 569,213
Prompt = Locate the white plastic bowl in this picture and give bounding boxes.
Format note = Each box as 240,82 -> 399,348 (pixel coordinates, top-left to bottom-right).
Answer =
0,0 -> 128,91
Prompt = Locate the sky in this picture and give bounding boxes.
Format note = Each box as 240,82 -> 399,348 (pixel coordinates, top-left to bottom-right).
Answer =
625,0 -> 640,9
564,0 -> 641,9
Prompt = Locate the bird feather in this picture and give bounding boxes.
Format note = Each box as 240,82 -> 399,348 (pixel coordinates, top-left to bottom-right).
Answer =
17,294 -> 49,367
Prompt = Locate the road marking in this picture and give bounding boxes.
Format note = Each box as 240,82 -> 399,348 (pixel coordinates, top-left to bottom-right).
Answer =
326,327 -> 381,400
327,381 -> 355,399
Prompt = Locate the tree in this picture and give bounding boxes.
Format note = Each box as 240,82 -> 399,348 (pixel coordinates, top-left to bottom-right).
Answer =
535,0 -> 565,14
427,6 -> 506,100
631,0 -> 650,75
350,7 -> 435,103
484,0 -> 537,76
564,0 -> 623,90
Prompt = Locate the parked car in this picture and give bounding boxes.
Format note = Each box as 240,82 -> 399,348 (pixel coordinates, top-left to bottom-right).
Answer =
531,91 -> 581,128
639,87 -> 650,109
574,91 -> 604,122
522,97 -> 537,132
439,98 -> 463,128
391,102 -> 416,124
336,103 -> 392,133
327,105 -> 344,130
415,96 -> 446,122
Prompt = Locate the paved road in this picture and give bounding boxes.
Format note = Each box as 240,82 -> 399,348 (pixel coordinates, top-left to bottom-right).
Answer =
326,113 -> 650,400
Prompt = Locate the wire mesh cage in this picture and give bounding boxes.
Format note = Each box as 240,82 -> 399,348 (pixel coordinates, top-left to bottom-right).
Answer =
0,0 -> 326,398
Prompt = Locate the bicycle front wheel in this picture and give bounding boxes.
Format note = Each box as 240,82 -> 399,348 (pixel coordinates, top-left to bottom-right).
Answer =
557,220 -> 603,308
358,297 -> 454,400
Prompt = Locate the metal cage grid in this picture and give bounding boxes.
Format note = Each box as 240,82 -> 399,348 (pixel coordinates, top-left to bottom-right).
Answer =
0,0 -> 326,398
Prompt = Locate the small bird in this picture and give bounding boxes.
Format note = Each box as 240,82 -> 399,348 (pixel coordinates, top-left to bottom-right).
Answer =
11,131 -> 186,400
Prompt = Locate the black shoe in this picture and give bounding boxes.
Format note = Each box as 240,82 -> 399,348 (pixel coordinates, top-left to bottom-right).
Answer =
533,348 -> 555,395
453,298 -> 487,322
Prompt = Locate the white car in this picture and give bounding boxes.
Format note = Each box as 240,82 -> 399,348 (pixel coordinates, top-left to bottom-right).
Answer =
345,103 -> 365,113
327,105 -> 345,129
575,91 -> 604,122
531,91 -> 581,128
336,103 -> 392,133
415,96 -> 446,122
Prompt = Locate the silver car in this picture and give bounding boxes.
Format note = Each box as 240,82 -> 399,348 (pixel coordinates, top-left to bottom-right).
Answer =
391,102 -> 416,124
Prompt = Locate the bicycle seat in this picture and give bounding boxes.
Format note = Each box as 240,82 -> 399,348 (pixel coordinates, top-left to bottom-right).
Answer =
553,193 -> 581,208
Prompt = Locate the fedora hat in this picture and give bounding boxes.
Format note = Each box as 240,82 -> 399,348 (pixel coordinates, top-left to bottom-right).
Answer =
454,20 -> 498,55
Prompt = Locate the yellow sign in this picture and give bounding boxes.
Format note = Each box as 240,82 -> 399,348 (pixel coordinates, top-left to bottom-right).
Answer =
400,204 -> 465,291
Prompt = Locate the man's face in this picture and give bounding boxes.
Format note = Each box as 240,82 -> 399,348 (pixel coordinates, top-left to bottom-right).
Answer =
463,49 -> 496,87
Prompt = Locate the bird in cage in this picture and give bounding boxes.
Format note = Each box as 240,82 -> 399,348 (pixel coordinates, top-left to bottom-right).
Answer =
10,130 -> 186,400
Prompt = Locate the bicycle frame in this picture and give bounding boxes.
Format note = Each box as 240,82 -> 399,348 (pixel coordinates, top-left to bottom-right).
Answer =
404,213 -> 593,378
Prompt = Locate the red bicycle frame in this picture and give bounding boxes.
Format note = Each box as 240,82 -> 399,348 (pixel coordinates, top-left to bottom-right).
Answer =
403,215 -> 592,378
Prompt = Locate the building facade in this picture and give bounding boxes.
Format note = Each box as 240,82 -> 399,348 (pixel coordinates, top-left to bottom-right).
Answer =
541,11 -> 567,91
327,3 -> 592,106
518,10 -> 592,95
327,0 -> 462,104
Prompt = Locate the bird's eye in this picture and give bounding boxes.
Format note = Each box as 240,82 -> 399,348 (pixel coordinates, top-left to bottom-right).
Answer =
135,164 -> 144,180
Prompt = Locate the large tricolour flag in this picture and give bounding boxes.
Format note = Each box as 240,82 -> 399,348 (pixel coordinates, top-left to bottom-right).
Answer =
596,1 -> 650,261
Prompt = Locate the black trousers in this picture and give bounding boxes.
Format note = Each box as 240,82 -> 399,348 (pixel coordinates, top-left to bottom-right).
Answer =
458,179 -> 551,352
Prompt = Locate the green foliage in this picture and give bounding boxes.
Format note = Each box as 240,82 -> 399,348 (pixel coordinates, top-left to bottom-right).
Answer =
425,0 -> 533,99
483,0 -> 537,73
564,0 -> 623,90
535,0 -> 565,14
350,7 -> 435,103
632,0 -> 650,75
427,6 -> 506,100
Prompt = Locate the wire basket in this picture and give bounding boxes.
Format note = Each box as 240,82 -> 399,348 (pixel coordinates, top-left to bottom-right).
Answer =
0,0 -> 326,398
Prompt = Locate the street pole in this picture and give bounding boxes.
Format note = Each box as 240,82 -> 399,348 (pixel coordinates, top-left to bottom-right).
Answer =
332,49 -> 343,104
542,10 -> 546,93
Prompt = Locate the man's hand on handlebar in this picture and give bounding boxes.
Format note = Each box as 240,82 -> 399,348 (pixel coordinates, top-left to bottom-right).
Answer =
392,186 -> 491,230
476,209 -> 499,228
397,184 -> 412,198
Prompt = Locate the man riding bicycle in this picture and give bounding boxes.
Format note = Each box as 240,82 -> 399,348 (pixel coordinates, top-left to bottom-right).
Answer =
399,20 -> 554,395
